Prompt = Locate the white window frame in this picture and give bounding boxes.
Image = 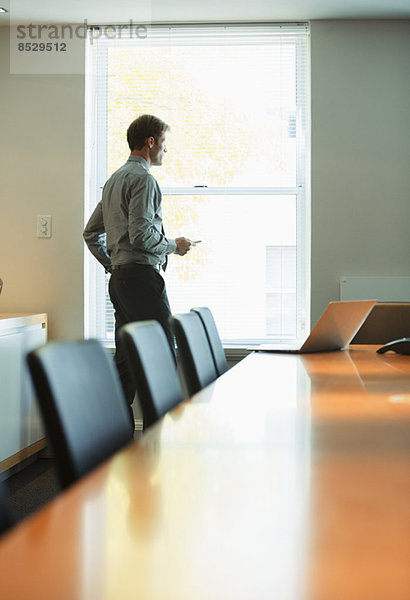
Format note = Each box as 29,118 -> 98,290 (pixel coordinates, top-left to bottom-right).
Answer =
84,22 -> 310,346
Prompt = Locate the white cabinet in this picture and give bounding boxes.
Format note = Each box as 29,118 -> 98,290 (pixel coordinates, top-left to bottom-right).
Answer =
0,314 -> 47,471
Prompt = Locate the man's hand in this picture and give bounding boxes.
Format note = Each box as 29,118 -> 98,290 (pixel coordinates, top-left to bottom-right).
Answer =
174,237 -> 192,256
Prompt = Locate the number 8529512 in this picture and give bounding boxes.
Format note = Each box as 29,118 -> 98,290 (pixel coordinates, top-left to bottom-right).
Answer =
17,42 -> 67,51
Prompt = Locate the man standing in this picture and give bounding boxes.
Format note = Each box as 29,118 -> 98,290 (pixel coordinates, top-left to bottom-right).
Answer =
83,114 -> 192,424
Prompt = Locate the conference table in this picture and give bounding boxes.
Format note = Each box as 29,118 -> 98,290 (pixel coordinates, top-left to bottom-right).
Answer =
0,346 -> 409,599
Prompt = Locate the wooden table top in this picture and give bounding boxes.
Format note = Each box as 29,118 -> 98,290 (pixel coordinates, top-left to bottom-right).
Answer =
0,346 -> 409,600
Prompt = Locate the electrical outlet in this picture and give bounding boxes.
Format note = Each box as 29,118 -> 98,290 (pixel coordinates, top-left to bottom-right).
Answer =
37,215 -> 52,238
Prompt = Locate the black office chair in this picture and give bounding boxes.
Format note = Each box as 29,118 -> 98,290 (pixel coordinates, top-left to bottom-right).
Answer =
0,476 -> 13,536
27,340 -> 133,489
120,320 -> 184,429
190,307 -> 229,376
169,312 -> 218,396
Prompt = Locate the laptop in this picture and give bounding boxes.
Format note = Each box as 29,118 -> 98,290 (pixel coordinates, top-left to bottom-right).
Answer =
255,300 -> 377,354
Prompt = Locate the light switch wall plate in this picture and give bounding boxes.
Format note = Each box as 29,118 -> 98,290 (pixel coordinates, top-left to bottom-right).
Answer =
37,215 -> 52,238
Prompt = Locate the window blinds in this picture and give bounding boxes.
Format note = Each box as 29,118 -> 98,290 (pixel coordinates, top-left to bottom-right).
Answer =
85,22 -> 310,344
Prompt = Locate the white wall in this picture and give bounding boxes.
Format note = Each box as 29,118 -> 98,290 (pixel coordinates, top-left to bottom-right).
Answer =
0,27 -> 85,340
0,21 -> 409,339
310,20 -> 410,324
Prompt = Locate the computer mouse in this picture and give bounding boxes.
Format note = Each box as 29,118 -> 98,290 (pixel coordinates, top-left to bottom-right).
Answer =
376,338 -> 410,355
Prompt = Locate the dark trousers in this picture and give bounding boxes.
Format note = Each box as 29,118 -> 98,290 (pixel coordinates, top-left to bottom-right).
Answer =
108,264 -> 175,406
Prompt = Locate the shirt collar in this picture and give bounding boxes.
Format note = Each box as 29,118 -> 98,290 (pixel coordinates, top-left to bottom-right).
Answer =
127,154 -> 150,171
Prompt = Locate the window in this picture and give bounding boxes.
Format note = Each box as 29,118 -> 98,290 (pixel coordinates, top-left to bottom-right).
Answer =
266,245 -> 297,338
85,23 -> 310,345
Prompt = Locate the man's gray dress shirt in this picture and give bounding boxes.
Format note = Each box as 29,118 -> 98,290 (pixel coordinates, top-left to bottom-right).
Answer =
83,155 -> 176,272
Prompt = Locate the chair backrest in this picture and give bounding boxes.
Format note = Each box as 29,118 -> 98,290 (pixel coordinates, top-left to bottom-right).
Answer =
0,477 -> 13,537
190,307 -> 228,376
169,312 -> 218,396
27,340 -> 132,489
120,321 -> 184,429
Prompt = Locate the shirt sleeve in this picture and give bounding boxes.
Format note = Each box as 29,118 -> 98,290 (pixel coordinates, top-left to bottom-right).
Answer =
83,201 -> 113,272
128,174 -> 177,255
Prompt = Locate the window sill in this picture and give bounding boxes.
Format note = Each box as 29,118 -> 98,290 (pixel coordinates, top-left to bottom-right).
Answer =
101,341 -> 252,363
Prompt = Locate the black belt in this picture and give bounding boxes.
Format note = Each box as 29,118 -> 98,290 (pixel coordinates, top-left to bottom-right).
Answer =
113,263 -> 161,272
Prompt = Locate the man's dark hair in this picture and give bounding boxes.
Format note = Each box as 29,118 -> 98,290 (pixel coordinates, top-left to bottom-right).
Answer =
127,114 -> 170,151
